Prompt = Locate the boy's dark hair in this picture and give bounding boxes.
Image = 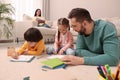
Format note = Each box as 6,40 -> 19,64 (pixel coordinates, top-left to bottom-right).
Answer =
68,8 -> 93,23
57,18 -> 70,41
34,9 -> 41,16
24,28 -> 43,42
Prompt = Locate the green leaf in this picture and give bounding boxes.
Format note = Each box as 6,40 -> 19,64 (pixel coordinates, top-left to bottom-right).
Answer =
0,2 -> 15,39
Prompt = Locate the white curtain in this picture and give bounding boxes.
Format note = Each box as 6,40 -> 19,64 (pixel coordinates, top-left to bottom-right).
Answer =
42,0 -> 50,20
11,0 -> 43,21
0,0 -> 11,3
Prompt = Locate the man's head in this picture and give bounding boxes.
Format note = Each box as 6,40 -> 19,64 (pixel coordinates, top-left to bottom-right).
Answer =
68,8 -> 93,35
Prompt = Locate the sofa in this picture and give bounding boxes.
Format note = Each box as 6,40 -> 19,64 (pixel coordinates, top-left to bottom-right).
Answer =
14,20 -> 78,43
13,14 -> 78,43
14,14 -> 55,43
14,17 -> 120,44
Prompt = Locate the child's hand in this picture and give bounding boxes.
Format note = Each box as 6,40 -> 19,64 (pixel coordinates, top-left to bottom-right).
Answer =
11,52 -> 19,59
7,47 -> 15,56
23,50 -> 28,55
58,50 -> 64,55
53,51 -> 57,55
57,42 -> 61,47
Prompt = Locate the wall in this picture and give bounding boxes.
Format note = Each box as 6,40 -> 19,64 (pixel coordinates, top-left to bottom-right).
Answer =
50,0 -> 120,20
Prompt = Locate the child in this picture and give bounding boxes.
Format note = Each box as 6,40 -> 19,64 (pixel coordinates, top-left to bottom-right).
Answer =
8,28 -> 46,59
47,18 -> 74,55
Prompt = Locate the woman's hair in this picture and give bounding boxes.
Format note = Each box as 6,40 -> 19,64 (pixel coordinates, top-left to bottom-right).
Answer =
24,28 -> 43,42
57,18 -> 70,41
34,9 -> 41,17
68,8 -> 93,23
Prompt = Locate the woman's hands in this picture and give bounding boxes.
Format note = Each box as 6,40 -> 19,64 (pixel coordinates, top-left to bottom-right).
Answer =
36,18 -> 45,23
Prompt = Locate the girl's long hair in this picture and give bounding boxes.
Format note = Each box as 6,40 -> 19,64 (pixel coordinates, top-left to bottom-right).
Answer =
57,18 -> 70,41
34,9 -> 41,17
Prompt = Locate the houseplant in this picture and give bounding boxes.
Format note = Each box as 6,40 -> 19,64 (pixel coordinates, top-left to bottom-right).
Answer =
0,2 -> 15,39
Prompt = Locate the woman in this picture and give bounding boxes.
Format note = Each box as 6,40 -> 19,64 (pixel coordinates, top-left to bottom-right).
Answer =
34,9 -> 50,28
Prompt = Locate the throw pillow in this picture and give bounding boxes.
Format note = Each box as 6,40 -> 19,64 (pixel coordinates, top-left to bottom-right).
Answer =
23,14 -> 33,21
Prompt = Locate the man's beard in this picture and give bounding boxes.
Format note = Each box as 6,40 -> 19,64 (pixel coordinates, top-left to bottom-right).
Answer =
78,25 -> 86,35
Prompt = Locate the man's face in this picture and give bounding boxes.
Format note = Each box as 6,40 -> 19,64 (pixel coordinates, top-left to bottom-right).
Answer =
70,18 -> 86,35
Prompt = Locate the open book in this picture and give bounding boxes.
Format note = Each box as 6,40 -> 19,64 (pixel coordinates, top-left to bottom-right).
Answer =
10,55 -> 35,62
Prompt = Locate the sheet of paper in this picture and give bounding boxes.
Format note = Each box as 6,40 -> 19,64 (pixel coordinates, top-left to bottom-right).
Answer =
10,55 -> 35,62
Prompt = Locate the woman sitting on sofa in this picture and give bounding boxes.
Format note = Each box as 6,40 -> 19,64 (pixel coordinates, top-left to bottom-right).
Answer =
34,8 -> 50,28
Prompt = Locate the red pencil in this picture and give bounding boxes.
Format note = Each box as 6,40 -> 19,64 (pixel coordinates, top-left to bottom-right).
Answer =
115,64 -> 120,80
106,74 -> 113,80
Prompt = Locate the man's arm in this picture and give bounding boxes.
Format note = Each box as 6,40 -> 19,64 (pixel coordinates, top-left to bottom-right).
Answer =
75,25 -> 120,66
75,35 -> 99,57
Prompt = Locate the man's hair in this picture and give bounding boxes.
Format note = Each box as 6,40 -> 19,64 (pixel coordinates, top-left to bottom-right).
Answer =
24,28 -> 43,42
68,8 -> 93,23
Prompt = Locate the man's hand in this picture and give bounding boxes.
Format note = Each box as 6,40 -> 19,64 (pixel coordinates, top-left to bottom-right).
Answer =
61,55 -> 84,65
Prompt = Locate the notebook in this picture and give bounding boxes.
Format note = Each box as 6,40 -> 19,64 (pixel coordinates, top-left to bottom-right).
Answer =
10,55 -> 35,62
47,55 -> 65,59
42,64 -> 67,69
41,58 -> 64,69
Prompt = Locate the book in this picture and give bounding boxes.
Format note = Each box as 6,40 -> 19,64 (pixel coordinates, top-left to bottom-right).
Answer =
47,55 -> 65,59
42,64 -> 67,69
10,55 -> 35,62
41,58 -> 64,69
23,76 -> 30,80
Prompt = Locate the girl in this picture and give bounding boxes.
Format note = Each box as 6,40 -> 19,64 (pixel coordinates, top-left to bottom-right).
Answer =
9,28 -> 46,59
47,18 -> 74,55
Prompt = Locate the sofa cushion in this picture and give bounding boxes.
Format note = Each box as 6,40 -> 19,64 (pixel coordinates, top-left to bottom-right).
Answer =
35,27 -> 57,43
51,20 -> 58,29
35,27 -> 56,35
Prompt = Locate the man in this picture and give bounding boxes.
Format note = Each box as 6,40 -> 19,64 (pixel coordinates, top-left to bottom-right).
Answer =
61,8 -> 120,66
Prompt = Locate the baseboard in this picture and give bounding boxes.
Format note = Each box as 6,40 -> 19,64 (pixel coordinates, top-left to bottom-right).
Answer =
0,40 -> 14,43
